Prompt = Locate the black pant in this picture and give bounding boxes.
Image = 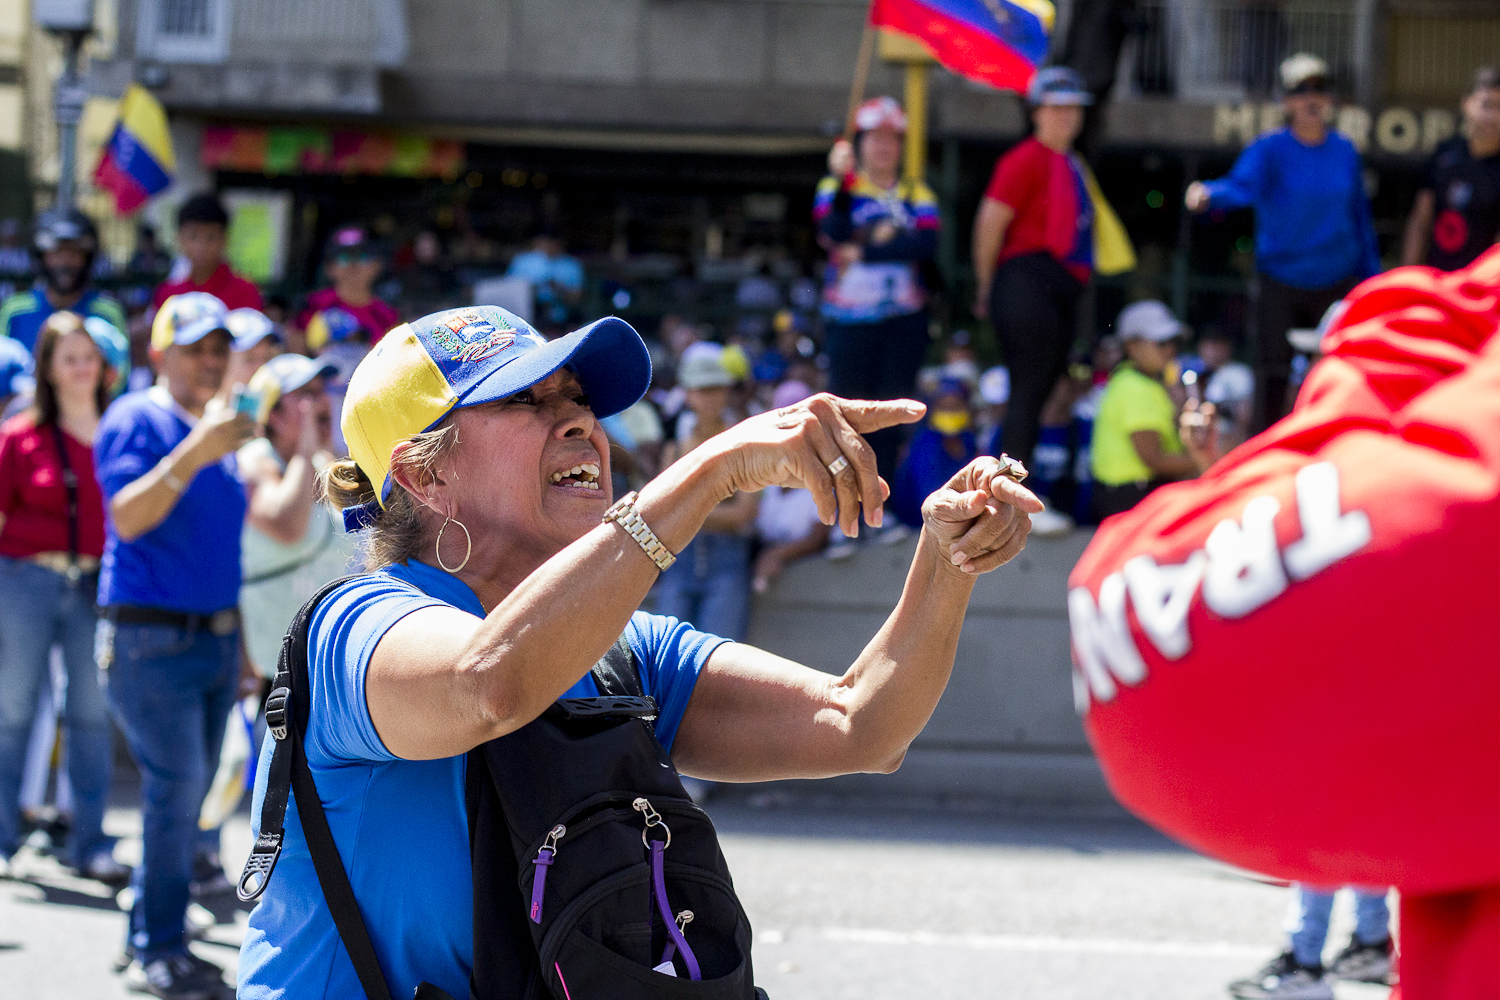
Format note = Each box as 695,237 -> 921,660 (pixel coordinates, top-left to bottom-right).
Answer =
1252,275 -> 1357,434
991,253 -> 1084,466
825,310 -> 931,485
1091,479 -> 1170,521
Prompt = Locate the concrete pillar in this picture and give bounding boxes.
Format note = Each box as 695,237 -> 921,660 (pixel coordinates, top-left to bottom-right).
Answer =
1351,0 -> 1383,109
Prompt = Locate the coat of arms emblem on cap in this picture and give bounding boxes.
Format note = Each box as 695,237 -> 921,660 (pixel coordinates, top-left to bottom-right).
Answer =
430,310 -> 516,363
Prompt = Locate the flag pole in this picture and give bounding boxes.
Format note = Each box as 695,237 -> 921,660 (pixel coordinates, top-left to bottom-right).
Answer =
843,22 -> 876,139
903,62 -> 929,184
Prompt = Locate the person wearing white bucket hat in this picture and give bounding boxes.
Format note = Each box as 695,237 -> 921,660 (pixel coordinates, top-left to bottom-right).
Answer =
1089,300 -> 1220,520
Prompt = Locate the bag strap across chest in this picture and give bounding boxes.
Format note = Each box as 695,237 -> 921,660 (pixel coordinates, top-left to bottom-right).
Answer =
237,575 -> 650,1000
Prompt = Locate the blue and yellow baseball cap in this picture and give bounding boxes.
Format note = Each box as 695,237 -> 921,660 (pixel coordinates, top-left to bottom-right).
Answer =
305,307 -> 366,352
151,292 -> 229,351
340,305 -> 651,530
247,353 -> 338,424
225,308 -> 283,353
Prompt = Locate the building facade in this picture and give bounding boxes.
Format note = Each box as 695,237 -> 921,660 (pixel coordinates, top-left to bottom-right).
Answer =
18,0 -> 1494,333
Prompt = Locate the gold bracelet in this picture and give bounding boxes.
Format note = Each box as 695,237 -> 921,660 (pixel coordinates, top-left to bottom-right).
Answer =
602,491 -> 676,571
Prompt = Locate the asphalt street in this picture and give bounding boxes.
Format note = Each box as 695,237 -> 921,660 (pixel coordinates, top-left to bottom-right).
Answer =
0,786 -> 1393,1000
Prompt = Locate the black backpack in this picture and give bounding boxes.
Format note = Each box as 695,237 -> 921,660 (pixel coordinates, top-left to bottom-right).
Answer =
240,576 -> 766,1000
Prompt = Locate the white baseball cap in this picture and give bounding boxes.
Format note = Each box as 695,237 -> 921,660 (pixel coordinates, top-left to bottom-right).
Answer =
1117,300 -> 1185,343
979,366 -> 1011,405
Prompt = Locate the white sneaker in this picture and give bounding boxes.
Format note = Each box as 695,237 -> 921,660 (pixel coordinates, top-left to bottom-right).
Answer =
1028,506 -> 1074,537
824,537 -> 858,560
80,849 -> 132,885
872,522 -> 914,546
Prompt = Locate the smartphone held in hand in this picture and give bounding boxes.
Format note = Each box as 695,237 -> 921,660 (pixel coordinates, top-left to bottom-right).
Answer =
230,383 -> 261,419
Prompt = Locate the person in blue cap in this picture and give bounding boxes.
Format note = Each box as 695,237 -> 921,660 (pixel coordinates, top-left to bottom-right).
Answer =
972,66 -> 1095,536
236,304 -> 1044,999
83,315 -> 131,398
93,291 -> 255,997
219,307 -> 283,406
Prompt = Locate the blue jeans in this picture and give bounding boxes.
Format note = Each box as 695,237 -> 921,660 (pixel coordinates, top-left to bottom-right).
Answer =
652,533 -> 752,642
0,557 -> 111,866
1285,883 -> 1390,967
101,619 -> 237,962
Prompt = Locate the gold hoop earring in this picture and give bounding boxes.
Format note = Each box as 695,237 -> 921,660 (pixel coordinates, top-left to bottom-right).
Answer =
435,515 -> 472,573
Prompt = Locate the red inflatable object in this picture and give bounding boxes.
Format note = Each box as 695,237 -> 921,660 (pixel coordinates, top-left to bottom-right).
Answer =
1069,247 -> 1500,999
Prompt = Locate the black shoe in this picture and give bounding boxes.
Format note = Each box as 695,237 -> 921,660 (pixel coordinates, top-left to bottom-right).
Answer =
122,952 -> 223,999
1328,936 -> 1393,984
1228,951 -> 1332,1000
189,851 -> 232,898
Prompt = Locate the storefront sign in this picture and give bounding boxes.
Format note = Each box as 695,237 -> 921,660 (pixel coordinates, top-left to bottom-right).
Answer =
1213,102 -> 1458,157
201,125 -> 465,178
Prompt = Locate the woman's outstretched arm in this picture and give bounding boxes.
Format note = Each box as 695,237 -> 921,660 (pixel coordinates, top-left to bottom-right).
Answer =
671,457 -> 1041,781
364,392 -> 924,760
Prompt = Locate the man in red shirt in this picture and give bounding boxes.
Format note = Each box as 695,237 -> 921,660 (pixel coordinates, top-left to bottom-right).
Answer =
292,226 -> 400,353
1070,247 -> 1500,999
151,193 -> 263,313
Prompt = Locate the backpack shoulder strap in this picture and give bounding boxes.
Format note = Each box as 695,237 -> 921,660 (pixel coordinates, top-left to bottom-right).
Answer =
590,636 -> 642,698
237,574 -> 397,1000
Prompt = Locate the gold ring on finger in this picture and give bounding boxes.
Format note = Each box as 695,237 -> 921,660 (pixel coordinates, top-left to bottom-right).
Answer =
826,455 -> 850,477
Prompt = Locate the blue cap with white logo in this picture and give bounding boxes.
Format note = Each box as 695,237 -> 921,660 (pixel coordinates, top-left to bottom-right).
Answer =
1027,66 -> 1094,106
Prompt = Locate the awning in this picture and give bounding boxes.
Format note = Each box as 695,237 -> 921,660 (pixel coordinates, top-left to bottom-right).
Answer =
201,125 -> 464,178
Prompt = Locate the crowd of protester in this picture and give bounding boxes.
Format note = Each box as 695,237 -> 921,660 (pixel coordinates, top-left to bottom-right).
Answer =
0,54 -> 1493,1000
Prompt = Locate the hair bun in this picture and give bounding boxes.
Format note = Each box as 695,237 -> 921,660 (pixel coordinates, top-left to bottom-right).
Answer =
319,459 -> 376,509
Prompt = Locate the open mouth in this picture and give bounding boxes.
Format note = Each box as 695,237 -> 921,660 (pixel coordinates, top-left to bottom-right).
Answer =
547,462 -> 602,491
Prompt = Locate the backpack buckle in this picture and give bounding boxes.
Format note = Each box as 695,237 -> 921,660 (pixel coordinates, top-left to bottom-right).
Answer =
265,686 -> 291,740
237,831 -> 283,901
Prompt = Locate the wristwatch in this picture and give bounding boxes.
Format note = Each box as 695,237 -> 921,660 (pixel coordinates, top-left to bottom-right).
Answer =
603,491 -> 677,571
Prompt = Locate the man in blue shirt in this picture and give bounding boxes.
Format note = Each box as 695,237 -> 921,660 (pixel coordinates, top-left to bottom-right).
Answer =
1186,53 -> 1380,435
0,210 -> 127,355
504,228 -> 584,332
94,292 -> 254,998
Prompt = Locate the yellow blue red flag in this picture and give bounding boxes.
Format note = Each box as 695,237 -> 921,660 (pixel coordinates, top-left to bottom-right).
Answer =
93,84 -> 176,213
869,0 -> 1055,93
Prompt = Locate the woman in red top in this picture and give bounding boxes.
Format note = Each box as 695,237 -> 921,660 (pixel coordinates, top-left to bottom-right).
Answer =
972,67 -> 1096,477
0,311 -> 123,881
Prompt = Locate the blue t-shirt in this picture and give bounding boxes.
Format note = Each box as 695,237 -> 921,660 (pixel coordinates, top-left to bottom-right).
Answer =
891,425 -> 976,528
505,250 -> 585,324
238,559 -> 727,1000
1202,128 -> 1381,289
94,388 -> 247,612
0,286 -> 128,354
0,335 -> 32,397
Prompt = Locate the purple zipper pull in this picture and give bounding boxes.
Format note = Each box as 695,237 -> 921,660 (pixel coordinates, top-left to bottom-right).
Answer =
530,824 -> 565,924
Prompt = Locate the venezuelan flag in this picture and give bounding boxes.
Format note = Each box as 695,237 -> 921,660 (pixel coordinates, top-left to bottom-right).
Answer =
870,0 -> 1054,94
93,84 -> 176,214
